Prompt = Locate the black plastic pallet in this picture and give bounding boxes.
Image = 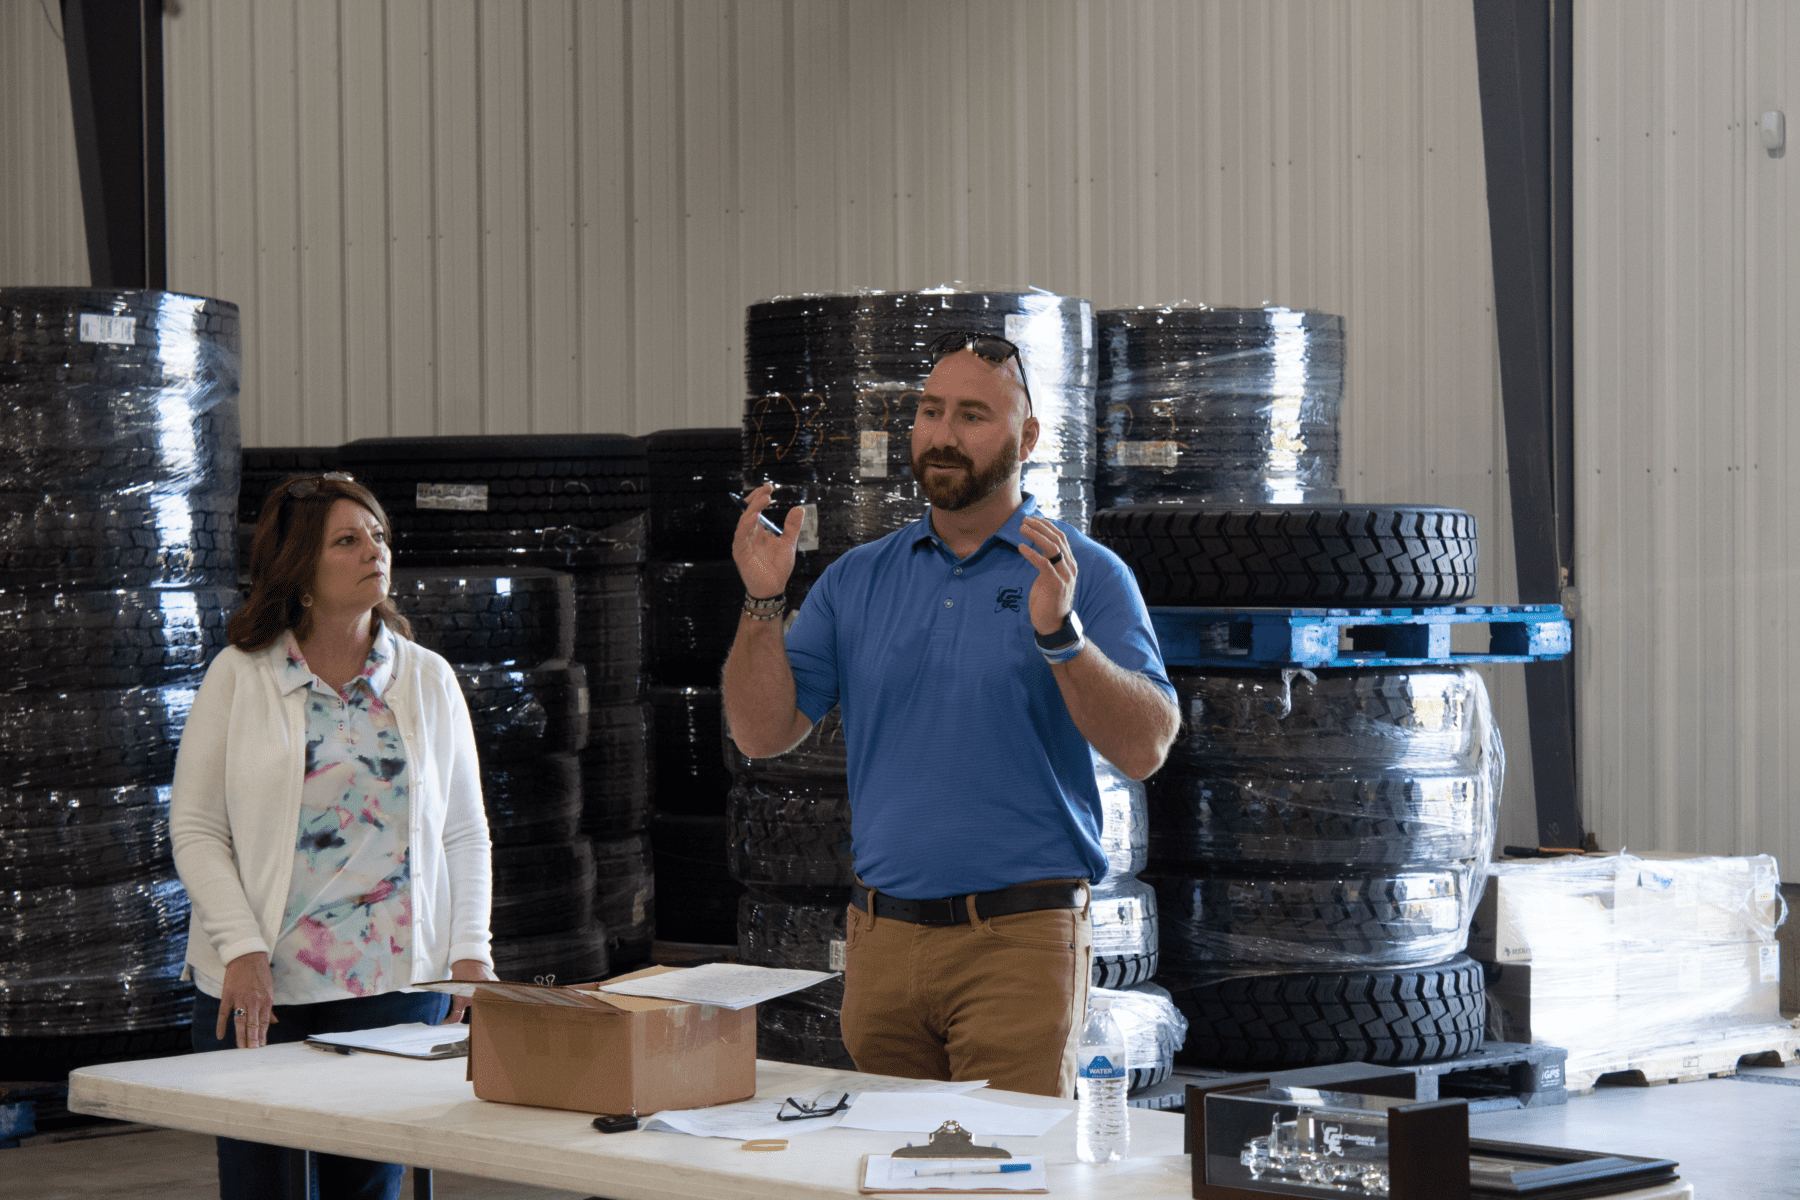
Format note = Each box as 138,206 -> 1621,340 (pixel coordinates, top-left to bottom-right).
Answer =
1128,1041 -> 1568,1115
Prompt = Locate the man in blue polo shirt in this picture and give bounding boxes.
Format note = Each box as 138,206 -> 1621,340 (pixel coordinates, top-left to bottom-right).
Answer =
724,331 -> 1179,1098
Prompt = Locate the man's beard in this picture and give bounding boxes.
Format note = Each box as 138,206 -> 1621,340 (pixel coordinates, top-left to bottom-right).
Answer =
912,437 -> 1020,511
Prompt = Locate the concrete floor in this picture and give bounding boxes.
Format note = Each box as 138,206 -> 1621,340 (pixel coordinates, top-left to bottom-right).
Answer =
8,1065 -> 1797,1199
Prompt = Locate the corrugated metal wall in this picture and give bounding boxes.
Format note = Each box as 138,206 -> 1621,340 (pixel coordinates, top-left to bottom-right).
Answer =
1576,0 -> 1798,870
0,0 -> 89,287
14,0 -> 1542,843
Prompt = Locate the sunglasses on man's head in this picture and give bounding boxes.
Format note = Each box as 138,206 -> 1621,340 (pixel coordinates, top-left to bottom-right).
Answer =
925,330 -> 1033,414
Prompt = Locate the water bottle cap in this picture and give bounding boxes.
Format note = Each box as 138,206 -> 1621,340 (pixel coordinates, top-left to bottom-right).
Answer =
1091,996 -> 1112,1012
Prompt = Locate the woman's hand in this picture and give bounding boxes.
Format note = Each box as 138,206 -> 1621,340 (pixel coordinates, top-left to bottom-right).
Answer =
440,958 -> 495,1024
216,951 -> 278,1048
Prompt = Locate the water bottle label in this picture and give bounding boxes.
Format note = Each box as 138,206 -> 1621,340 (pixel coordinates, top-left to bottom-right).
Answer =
1079,1054 -> 1126,1079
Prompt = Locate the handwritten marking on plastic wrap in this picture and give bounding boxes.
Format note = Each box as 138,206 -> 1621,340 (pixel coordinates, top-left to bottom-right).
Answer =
79,313 -> 137,345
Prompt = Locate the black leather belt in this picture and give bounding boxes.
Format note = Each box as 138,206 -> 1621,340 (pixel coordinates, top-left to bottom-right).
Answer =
849,880 -> 1085,926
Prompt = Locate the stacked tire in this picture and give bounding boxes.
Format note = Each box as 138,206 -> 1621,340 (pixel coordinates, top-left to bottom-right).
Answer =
0,288 -> 241,1076
345,436 -> 655,971
1095,307 -> 1345,510
393,568 -> 606,983
643,429 -> 745,947
1138,665 -> 1502,1068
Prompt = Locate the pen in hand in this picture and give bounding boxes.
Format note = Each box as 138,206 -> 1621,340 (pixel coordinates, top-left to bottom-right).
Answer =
730,491 -> 787,538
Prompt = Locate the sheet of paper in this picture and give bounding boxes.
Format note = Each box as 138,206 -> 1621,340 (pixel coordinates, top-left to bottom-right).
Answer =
863,1155 -> 1048,1192
642,1079 -> 992,1140
839,1093 -> 1073,1138
305,1023 -> 469,1058
596,963 -> 837,1010
642,1090 -> 849,1140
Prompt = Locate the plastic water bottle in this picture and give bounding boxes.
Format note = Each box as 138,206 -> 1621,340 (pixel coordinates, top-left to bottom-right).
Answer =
1075,996 -> 1129,1163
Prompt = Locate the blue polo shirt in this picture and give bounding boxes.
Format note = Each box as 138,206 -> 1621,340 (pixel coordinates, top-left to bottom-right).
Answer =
784,495 -> 1175,899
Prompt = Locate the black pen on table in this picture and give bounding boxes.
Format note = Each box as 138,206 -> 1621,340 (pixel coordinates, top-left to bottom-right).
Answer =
730,491 -> 787,538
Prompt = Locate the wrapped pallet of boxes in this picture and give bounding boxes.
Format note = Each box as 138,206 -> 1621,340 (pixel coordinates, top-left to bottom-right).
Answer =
1470,852 -> 1793,1089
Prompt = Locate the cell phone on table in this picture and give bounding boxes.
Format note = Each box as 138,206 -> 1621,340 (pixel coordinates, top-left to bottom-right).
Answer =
730,491 -> 787,537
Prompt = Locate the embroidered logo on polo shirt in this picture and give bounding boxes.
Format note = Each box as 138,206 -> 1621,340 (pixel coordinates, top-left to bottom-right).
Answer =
994,587 -> 1023,613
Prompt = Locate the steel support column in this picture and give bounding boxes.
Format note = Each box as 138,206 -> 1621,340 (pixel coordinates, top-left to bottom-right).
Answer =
1472,0 -> 1583,849
61,0 -> 166,289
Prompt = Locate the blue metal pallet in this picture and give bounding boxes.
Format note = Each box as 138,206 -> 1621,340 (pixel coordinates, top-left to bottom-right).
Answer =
1150,604 -> 1571,669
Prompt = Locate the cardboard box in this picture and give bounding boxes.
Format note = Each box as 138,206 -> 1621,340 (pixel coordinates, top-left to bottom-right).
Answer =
1485,959 -> 1621,1047
445,966 -> 757,1116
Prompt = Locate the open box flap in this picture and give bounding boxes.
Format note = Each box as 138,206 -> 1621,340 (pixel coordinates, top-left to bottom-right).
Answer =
418,965 -> 701,1013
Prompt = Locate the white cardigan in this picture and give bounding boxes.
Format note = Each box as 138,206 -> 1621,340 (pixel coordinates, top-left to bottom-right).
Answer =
171,634 -> 494,996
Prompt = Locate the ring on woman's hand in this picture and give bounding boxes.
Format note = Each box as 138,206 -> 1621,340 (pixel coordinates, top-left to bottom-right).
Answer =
1048,552 -> 1064,565
232,1008 -> 247,1017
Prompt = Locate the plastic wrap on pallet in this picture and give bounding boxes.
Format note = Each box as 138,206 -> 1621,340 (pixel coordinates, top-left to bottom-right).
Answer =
1148,769 -> 1492,868
757,975 -> 855,1070
0,785 -> 172,890
1092,982 -> 1187,1084
744,289 -> 1097,561
1090,874 -> 1159,960
726,705 -> 850,780
0,683 -> 197,788
645,560 -> 743,684
395,513 -> 649,573
726,776 -> 856,888
0,874 -> 193,1035
737,886 -> 851,972
1095,755 -> 1149,878
1475,851 -> 1787,1056
650,685 -> 731,814
1149,863 -> 1481,980
580,703 -> 652,839
489,840 -> 597,939
0,586 -> 236,693
1094,306 -> 1342,509
455,661 -> 590,758
592,831 -> 655,967
1165,666 -> 1488,771
392,567 -> 576,667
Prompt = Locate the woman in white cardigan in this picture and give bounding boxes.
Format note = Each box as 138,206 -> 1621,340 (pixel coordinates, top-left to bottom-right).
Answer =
171,471 -> 493,1200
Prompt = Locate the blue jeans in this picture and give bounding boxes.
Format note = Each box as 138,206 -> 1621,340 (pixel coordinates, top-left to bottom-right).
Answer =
191,988 -> 452,1200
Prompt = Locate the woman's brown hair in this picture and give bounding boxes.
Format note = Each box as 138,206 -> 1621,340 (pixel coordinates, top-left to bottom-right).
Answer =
227,473 -> 414,651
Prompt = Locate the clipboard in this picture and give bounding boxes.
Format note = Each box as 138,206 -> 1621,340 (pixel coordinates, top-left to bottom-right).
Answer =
858,1154 -> 1048,1194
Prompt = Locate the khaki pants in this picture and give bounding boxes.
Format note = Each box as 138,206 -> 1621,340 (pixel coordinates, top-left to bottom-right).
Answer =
839,885 -> 1092,1099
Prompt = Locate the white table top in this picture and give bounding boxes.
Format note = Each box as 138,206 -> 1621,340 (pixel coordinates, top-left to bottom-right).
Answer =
67,1046 -> 1695,1199
68,1045 -> 1192,1199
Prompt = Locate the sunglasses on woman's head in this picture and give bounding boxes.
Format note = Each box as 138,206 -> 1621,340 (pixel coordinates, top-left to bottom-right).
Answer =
925,329 -> 1034,414
283,472 -> 355,499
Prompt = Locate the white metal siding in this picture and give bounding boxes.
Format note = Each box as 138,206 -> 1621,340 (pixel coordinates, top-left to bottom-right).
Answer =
0,1 -> 88,287
22,0 -> 1530,841
1577,0 -> 1798,869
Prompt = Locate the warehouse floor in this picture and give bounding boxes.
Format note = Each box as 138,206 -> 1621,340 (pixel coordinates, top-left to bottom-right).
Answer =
9,1063 -> 1797,1199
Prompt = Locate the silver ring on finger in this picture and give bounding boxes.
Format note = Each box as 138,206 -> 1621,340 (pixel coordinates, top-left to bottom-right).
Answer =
233,1008 -> 247,1017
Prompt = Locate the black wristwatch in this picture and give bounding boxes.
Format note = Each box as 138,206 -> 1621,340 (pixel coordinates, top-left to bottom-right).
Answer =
1034,610 -> 1084,660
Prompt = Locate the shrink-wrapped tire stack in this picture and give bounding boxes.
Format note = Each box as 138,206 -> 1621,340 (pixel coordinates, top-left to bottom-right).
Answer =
731,290 -> 1099,1068
1090,304 -> 1503,1070
1138,665 -> 1502,1068
345,435 -> 654,971
393,568 -> 608,983
642,429 -> 745,946
0,288 -> 240,1076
